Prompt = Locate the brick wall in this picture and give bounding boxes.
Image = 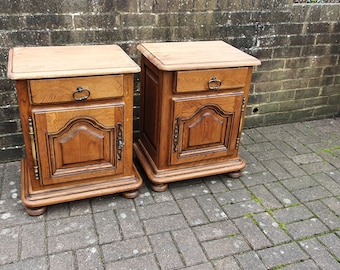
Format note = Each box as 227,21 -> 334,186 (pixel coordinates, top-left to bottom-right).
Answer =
0,1 -> 339,162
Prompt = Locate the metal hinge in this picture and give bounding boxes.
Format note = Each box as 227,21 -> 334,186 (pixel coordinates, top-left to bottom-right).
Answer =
116,122 -> 124,160
28,117 -> 39,180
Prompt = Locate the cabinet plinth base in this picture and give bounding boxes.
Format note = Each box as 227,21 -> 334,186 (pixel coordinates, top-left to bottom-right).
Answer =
20,159 -> 142,216
134,140 -> 245,190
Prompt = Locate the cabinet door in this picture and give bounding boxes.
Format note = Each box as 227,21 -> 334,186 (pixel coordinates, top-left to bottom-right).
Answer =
32,103 -> 124,185
171,93 -> 244,165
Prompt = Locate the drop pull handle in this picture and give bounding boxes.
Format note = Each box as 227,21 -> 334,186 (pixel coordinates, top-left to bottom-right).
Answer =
208,77 -> 222,90
73,86 -> 91,101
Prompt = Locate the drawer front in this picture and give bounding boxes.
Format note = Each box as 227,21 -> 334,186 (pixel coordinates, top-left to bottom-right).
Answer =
29,75 -> 124,104
175,67 -> 248,93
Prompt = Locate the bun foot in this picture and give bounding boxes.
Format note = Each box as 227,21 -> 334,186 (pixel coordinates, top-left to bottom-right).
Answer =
122,189 -> 139,199
151,183 -> 168,192
25,206 -> 47,216
226,170 -> 242,179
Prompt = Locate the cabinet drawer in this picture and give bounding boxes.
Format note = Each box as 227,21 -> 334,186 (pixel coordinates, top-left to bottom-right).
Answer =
29,75 -> 124,104
175,67 -> 248,93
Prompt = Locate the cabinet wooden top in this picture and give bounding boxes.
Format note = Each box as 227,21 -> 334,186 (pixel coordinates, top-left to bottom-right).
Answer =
137,41 -> 261,71
8,45 -> 140,80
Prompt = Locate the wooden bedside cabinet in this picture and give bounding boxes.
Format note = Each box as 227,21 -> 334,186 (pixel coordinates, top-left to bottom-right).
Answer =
134,41 -> 261,191
8,45 -> 142,215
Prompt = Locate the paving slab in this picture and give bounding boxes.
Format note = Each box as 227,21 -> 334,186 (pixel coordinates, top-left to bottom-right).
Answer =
0,118 -> 339,269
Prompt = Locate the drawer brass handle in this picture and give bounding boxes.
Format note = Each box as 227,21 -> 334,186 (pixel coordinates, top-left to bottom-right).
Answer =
73,86 -> 91,101
208,77 -> 222,90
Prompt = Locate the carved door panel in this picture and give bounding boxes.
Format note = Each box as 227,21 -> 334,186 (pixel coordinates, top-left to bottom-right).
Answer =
32,103 -> 124,185
171,93 -> 244,165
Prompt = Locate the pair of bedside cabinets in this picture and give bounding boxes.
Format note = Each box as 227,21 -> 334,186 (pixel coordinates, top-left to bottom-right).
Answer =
8,41 -> 260,215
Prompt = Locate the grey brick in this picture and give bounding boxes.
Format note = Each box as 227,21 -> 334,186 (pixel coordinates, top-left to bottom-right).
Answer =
181,262 -> 215,270
320,197 -> 340,215
137,201 -> 180,220
91,195 -> 134,213
202,235 -> 250,259
172,228 -> 207,266
272,205 -> 314,224
0,227 -> 19,265
69,199 -> 92,216
149,232 -> 184,269
318,233 -> 340,260
0,256 -> 48,270
313,172 -> 340,196
193,220 -> 239,242
20,222 -> 46,259
254,212 -> 291,245
76,246 -> 104,270
134,185 -> 155,206
170,181 -> 210,200
241,171 -> 278,187
281,175 -> 319,191
293,186 -> 332,203
116,207 -> 144,239
195,194 -> 228,222
278,259 -> 319,270
265,182 -> 299,206
223,200 -> 264,219
212,256 -> 241,270
203,175 -> 229,193
258,242 -> 309,269
276,157 -> 308,177
143,214 -> 188,235
249,185 -> 283,209
177,197 -> 209,226
235,251 -> 267,270
101,236 -> 152,262
234,217 -> 272,250
93,210 -> 121,244
261,160 -> 291,180
214,189 -> 251,205
307,200 -> 340,230
105,254 -> 159,270
46,203 -> 70,220
49,252 -> 75,270
285,218 -> 329,240
299,238 -> 340,269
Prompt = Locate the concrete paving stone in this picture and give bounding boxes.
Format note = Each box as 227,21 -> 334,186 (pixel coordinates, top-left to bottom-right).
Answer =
241,171 -> 278,187
179,262 -> 215,270
69,199 -> 92,216
223,200 -> 265,219
292,153 -> 323,165
285,218 -> 329,240
271,204 -> 314,224
172,228 -> 207,266
292,186 -> 333,203
195,194 -> 228,222
47,215 -> 97,253
93,210 -> 121,244
241,160 -> 267,175
134,185 -> 155,206
320,197 -> 340,215
222,176 -> 246,191
249,184 -> 283,209
75,246 -> 104,270
143,214 -> 188,235
261,159 -> 292,180
116,207 -> 144,239
151,189 -> 175,203
300,161 -> 336,175
90,194 -> 134,213
235,251 -> 267,270
299,237 -> 340,269
105,254 -> 159,270
250,149 -> 287,162
281,175 -> 319,191
49,251 -> 75,270
170,180 -> 210,200
264,182 -> 299,206
320,153 -> 340,169
149,232 -> 184,269
275,157 -> 307,177
318,233 -> 340,259
101,236 -> 152,262
257,242 -> 309,269
214,188 -> 251,205
203,175 -> 229,193
193,220 -> 239,242
202,235 -> 250,260
283,136 -> 311,154
280,259 -> 319,270
137,201 -> 181,220
244,141 -> 276,153
254,212 -> 292,245
243,128 -> 268,143
0,226 -> 19,265
329,170 -> 340,183
177,197 -> 209,226
234,217 -> 272,250
0,256 -> 48,270
272,140 -> 300,157
306,200 -> 340,230
46,203 -> 70,220
212,256 -> 241,270
20,222 -> 46,259
0,208 -> 43,230
312,172 -> 340,196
